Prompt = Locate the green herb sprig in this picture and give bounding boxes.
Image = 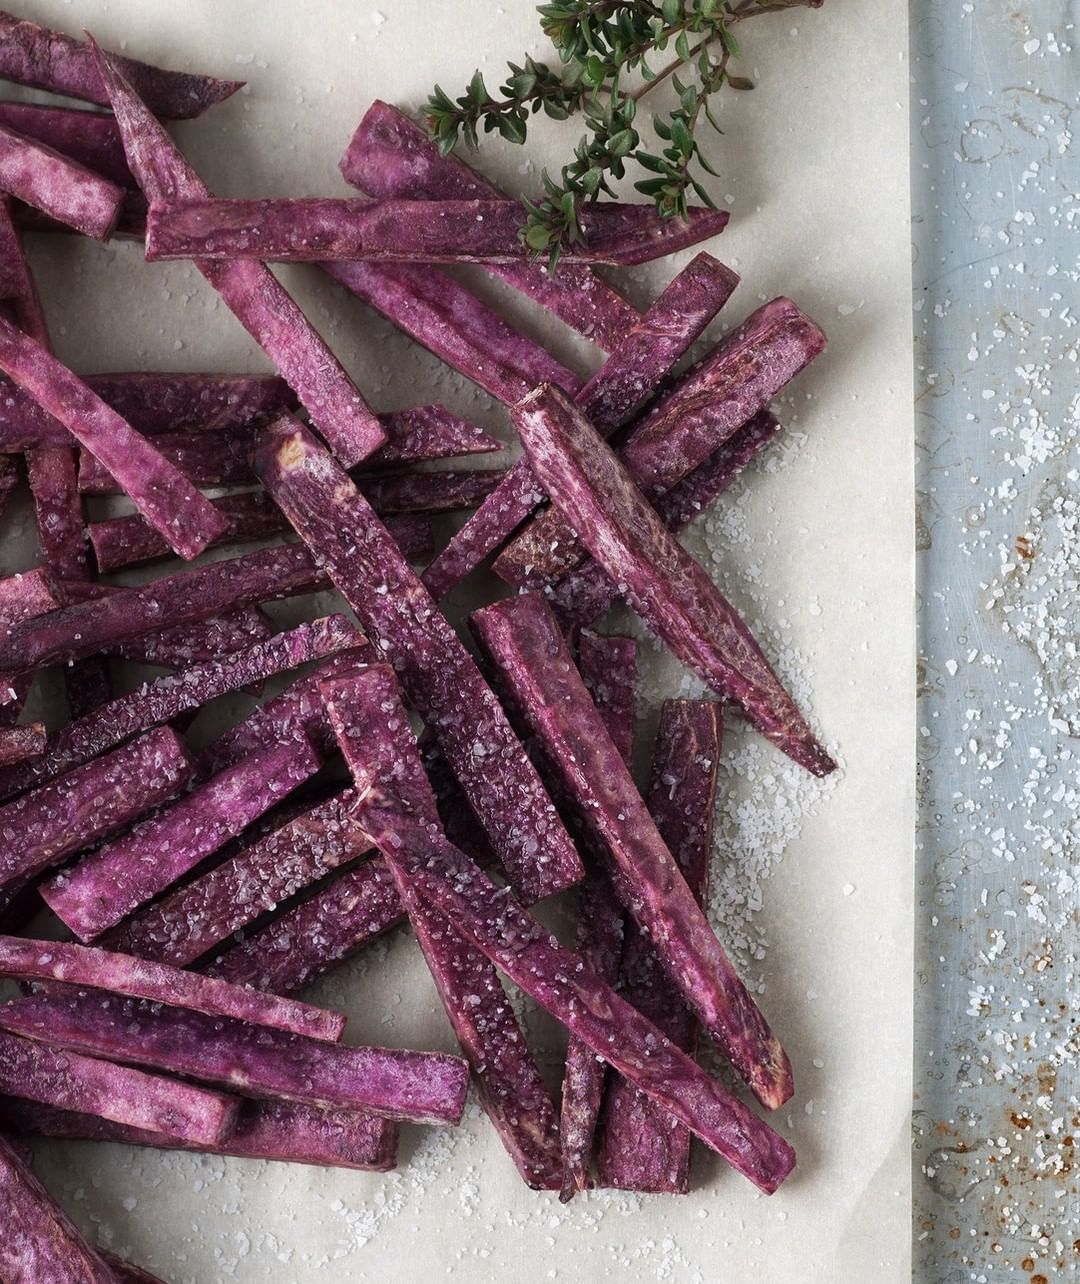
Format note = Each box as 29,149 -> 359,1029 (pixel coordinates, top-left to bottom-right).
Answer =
425,0 -> 823,268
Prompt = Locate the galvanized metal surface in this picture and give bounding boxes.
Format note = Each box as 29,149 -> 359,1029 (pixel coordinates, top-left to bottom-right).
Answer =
912,3 -> 1079,1280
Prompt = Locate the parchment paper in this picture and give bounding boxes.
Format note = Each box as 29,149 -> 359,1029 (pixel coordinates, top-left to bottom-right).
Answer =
2,1 -> 914,1279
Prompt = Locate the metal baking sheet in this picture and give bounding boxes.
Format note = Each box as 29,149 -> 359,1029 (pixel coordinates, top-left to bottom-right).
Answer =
911,2 -> 1080,1278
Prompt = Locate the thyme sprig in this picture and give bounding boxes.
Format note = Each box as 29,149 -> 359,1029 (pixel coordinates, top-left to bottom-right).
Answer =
425,0 -> 823,268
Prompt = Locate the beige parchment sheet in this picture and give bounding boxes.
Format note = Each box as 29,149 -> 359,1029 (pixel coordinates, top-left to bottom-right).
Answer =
2,1 -> 914,1279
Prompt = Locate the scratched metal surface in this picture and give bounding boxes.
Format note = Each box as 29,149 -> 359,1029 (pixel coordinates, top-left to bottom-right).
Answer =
911,3 -> 1079,1280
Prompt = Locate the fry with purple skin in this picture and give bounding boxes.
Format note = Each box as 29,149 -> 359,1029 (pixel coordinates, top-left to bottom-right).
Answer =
323,666 -> 563,1189
106,789 -> 373,967
87,492 -> 433,572
0,101 -> 134,187
77,425 -> 254,492
548,411 -> 782,634
330,683 -> 795,1193
0,544 -> 331,676
0,194 -> 111,718
421,253 -> 739,599
42,736 -> 322,940
0,1028 -> 238,1144
200,644 -> 376,778
512,386 -> 835,776
88,491 -> 290,569
146,196 -> 729,266
45,578 -> 276,669
0,936 -> 345,1042
1,1097 -> 399,1174
92,43 -> 385,470
0,1131 -> 117,1283
471,592 -> 794,1109
0,721 -> 44,766
0,725 -> 192,896
495,298 -> 826,588
253,413 -> 582,904
77,407 -> 501,491
341,99 -> 640,351
0,11 -> 242,118
0,123 -> 123,239
0,991 -> 469,1127
205,856 -> 404,996
370,403 -> 504,464
0,616 -> 362,801
359,468 -> 506,513
322,259 -> 582,405
0,371 -> 296,450
0,565 -> 58,624
598,700 -> 722,1193
0,316 -> 229,559
558,632 -> 635,1200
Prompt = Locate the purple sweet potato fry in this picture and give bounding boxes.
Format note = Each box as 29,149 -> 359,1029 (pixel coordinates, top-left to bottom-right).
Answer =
89,499 -> 431,572
204,857 -> 403,996
0,371 -> 296,450
0,11 -> 242,118
0,192 -> 50,343
88,491 -> 285,569
77,425 -> 253,492
513,386 -> 835,777
322,259 -> 582,406
23,449 -> 111,718
323,665 -> 563,1190
253,414 -> 581,903
199,644 -> 376,778
598,699 -> 722,1193
558,632 -> 635,1200
0,565 -> 59,624
341,100 -> 640,351
0,564 -> 56,713
422,253 -> 738,599
94,45 -> 385,470
0,936 -> 344,1042
0,616 -> 361,800
0,122 -> 123,239
146,196 -> 729,267
0,991 -> 470,1127
0,1028 -> 237,1144
25,445 -> 91,587
0,725 -> 192,895
0,721 -> 45,765
2,1096 -> 399,1173
357,468 -> 506,514
0,544 -> 330,676
42,736 -> 322,940
495,298 -> 825,587
548,411 -> 782,633
471,592 -> 794,1109
0,316 -> 229,559
13,187 -> 147,239
0,194 -> 111,718
80,412 -> 501,493
0,101 -> 134,187
0,1130 -> 118,1283
107,789 -> 373,967
107,607 -> 272,669
348,811 -> 795,1192
82,462 -> 505,513
47,577 -> 276,670
371,403 -> 503,465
